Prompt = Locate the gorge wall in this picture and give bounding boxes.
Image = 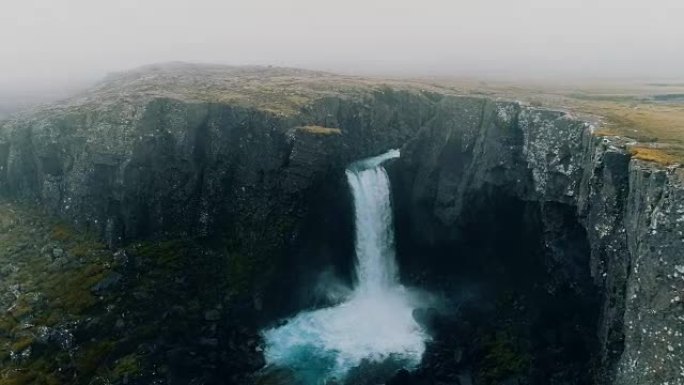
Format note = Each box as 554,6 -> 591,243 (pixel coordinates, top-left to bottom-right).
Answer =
387,101 -> 684,385
0,85 -> 682,385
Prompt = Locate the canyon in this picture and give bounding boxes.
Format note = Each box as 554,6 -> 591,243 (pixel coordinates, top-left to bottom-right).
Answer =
0,64 -> 682,385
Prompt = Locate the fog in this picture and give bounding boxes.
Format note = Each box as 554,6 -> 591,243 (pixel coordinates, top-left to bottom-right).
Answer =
1,0 -> 683,105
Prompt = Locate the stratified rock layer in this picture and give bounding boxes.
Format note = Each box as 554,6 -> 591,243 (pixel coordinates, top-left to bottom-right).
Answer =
391,100 -> 684,385
0,66 -> 682,384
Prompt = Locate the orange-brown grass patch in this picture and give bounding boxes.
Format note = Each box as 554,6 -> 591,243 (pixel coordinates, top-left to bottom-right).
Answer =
297,125 -> 342,135
630,146 -> 679,165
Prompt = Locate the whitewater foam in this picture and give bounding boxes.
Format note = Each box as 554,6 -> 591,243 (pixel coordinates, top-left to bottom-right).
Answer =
262,149 -> 427,383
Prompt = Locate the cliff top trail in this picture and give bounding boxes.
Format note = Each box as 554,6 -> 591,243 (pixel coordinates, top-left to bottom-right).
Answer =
1,62 -> 682,164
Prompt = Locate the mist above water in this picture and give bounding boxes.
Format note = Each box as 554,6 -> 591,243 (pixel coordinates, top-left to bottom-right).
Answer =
262,149 -> 427,383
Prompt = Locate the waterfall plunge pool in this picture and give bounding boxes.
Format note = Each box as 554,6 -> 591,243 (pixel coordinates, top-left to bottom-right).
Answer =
261,149 -> 429,384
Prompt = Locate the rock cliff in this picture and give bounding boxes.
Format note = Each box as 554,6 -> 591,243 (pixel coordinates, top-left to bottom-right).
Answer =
0,64 -> 682,384
390,100 -> 684,385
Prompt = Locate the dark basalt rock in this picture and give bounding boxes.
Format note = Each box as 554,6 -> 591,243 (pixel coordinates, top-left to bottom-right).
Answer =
0,69 -> 682,385
388,104 -> 684,385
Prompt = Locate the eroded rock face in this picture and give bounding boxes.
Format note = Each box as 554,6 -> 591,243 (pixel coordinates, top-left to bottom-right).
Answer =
389,99 -> 684,385
0,91 -> 434,246
0,89 -> 440,327
1,84 -> 682,384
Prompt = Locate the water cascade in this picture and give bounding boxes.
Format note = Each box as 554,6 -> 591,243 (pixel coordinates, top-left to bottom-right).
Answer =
262,149 -> 427,383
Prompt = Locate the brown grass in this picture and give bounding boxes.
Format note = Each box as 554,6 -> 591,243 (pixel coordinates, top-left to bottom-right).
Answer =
297,125 -> 342,135
434,78 -> 684,163
580,102 -> 684,143
50,224 -> 73,242
592,129 -> 620,137
581,102 -> 684,163
27,64 -> 684,163
629,146 -> 679,165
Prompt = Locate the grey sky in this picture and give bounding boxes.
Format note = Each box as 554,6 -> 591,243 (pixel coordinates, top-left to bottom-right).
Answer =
1,0 -> 683,91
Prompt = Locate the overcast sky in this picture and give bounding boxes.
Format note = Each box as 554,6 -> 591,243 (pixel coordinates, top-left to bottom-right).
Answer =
1,0 -> 683,92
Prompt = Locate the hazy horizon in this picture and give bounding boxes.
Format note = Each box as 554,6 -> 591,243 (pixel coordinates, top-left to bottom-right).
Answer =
2,0 -> 684,105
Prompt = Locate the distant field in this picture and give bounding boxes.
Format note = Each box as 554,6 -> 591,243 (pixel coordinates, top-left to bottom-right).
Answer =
429,78 -> 684,164
2,63 -> 682,165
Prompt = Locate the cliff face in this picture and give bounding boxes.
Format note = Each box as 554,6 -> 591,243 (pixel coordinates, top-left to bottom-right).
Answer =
0,90 -> 434,246
0,70 -> 682,384
0,88 -> 442,330
390,99 -> 684,385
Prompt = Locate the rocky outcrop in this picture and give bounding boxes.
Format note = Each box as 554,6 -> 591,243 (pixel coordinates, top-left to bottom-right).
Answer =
1,65 -> 682,384
0,139 -> 9,191
0,77 -> 443,384
0,84 -> 441,323
0,91 -> 434,243
389,99 -> 684,385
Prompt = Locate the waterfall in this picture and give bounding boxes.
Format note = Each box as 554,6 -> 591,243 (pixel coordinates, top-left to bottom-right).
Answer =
262,149 -> 427,384
346,148 -> 400,295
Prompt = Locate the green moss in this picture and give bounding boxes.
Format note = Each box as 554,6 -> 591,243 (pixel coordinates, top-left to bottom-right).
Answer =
40,261 -> 105,313
0,371 -> 39,385
50,224 -> 73,242
82,263 -> 105,277
33,221 -> 111,316
478,331 -> 531,385
0,201 -> 123,384
68,240 -> 105,258
0,343 -> 9,362
0,199 -> 264,384
135,240 -> 185,270
111,353 -> 140,378
0,315 -> 18,335
9,337 -> 34,353
226,252 -> 256,295
0,370 -> 61,385
44,265 -> 106,315
0,359 -> 62,385
225,250 -> 278,301
8,301 -> 32,320
54,289 -> 98,314
35,310 -> 62,327
76,340 -> 115,377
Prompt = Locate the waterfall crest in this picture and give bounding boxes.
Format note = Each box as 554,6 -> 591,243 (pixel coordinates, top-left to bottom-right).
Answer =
262,149 -> 427,383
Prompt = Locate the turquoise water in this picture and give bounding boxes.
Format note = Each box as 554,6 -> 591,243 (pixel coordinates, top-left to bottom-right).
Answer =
262,149 -> 427,384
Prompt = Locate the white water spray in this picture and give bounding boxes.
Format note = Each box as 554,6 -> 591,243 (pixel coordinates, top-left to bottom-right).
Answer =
262,149 -> 427,383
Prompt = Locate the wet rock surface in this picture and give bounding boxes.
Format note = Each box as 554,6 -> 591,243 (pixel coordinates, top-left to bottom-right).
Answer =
0,200 -> 267,385
390,102 -> 684,385
0,67 -> 682,384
